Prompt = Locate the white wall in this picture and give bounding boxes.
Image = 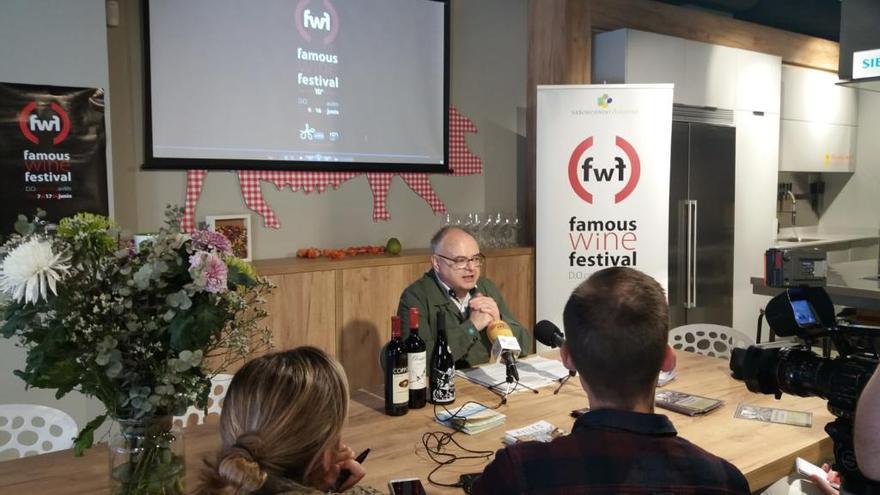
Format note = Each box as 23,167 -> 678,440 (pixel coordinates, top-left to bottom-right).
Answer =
109,0 -> 528,259
0,0 -> 110,434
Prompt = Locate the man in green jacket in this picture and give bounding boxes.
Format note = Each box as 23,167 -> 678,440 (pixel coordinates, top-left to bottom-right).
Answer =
397,226 -> 531,368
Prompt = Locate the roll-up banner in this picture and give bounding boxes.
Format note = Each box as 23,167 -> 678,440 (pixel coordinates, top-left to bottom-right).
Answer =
536,84 -> 673,334
0,82 -> 108,236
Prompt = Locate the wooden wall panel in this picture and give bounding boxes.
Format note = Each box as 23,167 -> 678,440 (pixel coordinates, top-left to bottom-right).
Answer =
255,249 -> 534,389
339,263 -> 429,390
483,255 -> 536,348
526,0 -> 592,246
264,271 -> 337,356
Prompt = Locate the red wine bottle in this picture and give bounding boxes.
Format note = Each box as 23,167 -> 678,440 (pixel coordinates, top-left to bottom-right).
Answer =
405,307 -> 427,409
384,315 -> 409,416
430,311 -> 455,404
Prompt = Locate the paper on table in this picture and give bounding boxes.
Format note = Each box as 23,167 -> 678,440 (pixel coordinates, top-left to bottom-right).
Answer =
503,420 -> 566,445
456,355 -> 571,393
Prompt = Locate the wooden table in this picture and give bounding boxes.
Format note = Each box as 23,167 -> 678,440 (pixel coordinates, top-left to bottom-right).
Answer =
0,351 -> 832,494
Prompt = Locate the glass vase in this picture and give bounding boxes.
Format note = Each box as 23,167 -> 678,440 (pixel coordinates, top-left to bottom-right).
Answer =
109,416 -> 186,495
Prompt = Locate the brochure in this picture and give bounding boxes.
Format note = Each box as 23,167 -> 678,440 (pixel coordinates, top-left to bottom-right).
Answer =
435,402 -> 507,435
655,389 -> 723,416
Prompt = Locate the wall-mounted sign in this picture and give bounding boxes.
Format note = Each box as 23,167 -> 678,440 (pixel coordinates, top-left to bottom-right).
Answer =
0,82 -> 108,236
852,48 -> 880,79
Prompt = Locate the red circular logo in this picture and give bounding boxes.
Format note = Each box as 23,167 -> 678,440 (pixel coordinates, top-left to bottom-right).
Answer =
567,135 -> 640,204
18,101 -> 71,145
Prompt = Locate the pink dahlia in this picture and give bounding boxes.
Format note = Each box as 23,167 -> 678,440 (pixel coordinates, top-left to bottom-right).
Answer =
191,230 -> 232,255
189,252 -> 228,293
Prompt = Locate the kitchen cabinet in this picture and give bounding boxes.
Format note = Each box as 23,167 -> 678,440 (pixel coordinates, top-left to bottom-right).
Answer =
779,65 -> 858,172
681,41 -> 737,109
732,109 -> 780,345
593,29 -> 686,93
782,65 -> 858,125
779,120 -> 857,172
593,29 -> 778,111
736,50 -> 782,113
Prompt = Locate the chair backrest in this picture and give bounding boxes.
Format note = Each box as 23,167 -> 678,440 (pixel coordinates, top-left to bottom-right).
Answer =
173,373 -> 233,428
669,323 -> 755,360
0,404 -> 78,459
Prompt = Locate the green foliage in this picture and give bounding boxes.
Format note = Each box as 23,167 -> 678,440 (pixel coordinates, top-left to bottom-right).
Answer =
73,413 -> 107,457
0,205 -> 274,455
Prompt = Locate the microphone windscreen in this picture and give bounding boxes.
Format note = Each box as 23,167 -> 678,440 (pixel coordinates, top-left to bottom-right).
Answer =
486,320 -> 514,343
534,320 -> 564,348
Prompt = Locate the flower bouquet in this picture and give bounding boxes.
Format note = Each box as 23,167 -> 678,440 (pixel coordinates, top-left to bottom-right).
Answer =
0,207 -> 273,494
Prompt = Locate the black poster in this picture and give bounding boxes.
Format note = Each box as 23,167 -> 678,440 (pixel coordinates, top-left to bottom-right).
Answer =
0,82 -> 108,236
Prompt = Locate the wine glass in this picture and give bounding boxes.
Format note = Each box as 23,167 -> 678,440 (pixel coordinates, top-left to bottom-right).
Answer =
481,213 -> 497,249
511,216 -> 522,247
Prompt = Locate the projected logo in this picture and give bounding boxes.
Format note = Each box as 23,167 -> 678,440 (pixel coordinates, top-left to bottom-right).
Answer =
597,93 -> 613,109
567,135 -> 641,204
296,0 -> 339,44
18,101 -> 71,145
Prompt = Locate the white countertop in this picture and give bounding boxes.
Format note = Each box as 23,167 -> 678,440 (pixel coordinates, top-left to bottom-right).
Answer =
751,259 -> 880,308
773,227 -> 880,249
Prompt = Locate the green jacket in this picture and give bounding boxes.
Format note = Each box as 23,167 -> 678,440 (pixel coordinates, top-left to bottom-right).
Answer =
396,269 -> 532,368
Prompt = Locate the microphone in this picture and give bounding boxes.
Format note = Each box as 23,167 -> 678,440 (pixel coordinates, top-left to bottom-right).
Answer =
534,320 -> 564,348
486,320 -> 521,382
533,320 -> 577,395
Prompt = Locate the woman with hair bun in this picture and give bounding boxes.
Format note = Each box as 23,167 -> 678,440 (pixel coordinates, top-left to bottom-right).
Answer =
195,347 -> 382,495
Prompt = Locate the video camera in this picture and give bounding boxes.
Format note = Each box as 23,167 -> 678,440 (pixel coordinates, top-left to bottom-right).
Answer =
730,248 -> 879,493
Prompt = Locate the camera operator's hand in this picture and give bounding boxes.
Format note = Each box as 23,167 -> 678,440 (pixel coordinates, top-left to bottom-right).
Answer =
808,464 -> 840,495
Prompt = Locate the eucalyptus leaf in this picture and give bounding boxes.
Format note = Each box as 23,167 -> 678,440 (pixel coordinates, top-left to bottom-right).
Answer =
73,413 -> 107,456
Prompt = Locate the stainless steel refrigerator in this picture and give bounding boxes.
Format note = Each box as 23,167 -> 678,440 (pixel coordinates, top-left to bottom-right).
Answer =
668,109 -> 736,328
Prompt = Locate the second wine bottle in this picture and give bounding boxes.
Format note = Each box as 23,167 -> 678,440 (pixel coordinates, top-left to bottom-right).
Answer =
405,307 -> 427,409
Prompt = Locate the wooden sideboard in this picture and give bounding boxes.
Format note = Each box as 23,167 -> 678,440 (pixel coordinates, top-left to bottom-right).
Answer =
252,247 -> 535,389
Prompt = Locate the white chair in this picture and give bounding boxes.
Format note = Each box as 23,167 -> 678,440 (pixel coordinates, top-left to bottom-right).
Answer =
173,374 -> 233,428
0,404 -> 78,459
669,323 -> 754,360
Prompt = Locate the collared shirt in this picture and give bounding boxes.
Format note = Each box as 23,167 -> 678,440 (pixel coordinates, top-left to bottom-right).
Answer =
434,276 -> 474,315
472,408 -> 750,494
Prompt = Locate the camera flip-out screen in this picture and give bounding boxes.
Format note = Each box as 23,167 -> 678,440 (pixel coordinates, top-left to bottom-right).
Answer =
790,299 -> 817,327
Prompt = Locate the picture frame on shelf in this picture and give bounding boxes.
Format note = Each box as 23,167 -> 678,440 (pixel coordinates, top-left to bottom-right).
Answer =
206,214 -> 252,262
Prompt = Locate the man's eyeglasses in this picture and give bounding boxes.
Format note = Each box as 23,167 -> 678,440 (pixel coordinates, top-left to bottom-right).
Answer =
434,253 -> 485,270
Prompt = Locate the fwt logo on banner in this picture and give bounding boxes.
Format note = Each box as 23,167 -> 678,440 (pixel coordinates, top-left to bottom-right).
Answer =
295,0 -> 339,44
18,101 -> 70,145
567,135 -> 641,204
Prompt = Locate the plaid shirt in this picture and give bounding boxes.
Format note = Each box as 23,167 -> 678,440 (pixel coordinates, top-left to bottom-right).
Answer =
472,409 -> 750,495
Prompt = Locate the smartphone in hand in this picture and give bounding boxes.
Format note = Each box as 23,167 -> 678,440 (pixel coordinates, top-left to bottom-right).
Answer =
796,457 -> 840,490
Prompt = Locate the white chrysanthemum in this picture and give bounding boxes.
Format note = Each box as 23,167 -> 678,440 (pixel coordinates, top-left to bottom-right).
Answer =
0,238 -> 70,304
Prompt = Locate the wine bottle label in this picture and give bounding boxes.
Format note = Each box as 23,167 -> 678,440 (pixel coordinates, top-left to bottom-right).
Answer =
408,352 -> 427,390
431,367 -> 455,403
392,368 -> 409,404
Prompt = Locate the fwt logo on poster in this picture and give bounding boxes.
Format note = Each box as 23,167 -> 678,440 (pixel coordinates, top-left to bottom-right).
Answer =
18,101 -> 70,145
567,135 -> 641,204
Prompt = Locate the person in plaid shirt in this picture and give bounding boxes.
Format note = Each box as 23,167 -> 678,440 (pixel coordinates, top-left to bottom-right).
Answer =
473,267 -> 749,494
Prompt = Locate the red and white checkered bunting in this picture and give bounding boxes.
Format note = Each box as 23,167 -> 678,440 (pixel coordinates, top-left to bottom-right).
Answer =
182,106 -> 482,231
